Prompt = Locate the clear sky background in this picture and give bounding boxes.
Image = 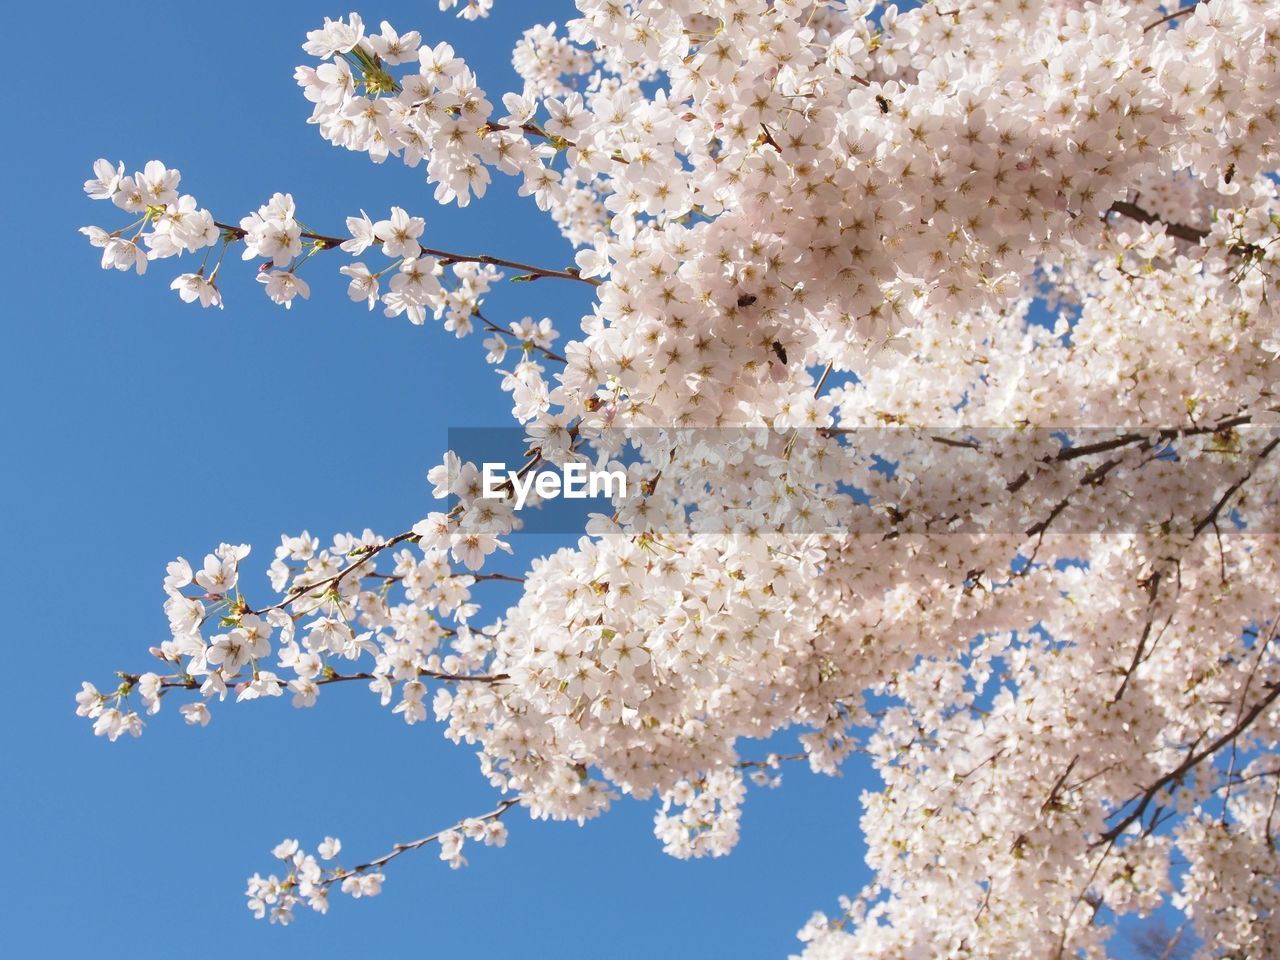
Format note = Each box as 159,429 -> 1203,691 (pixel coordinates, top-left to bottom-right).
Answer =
1,3 -> 875,956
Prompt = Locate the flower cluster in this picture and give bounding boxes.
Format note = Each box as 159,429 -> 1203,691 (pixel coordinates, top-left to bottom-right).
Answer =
78,1 -> 1280,956
80,160 -> 220,291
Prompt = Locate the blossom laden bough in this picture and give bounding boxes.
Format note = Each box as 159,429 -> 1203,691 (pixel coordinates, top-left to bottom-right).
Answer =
77,1 -> 1280,956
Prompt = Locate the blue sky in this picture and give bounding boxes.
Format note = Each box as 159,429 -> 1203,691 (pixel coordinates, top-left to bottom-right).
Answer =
1,3 -> 873,956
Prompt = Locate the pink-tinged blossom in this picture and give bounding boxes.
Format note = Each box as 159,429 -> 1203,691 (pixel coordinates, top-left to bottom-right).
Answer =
75,1 -> 1280,953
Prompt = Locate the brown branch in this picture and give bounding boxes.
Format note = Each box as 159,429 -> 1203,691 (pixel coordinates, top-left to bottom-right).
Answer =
1040,754 -> 1080,816
213,221 -> 599,286
323,797 -> 520,886
1056,417 -> 1252,462
1112,571 -> 1163,704
1191,436 -> 1280,538
473,310 -> 567,364
1024,455 -> 1123,541
1105,439 -> 1276,705
1144,3 -> 1201,32
1222,618 -> 1279,815
825,414 -> 1253,469
246,530 -> 419,616
812,362 -> 834,397
472,572 -> 527,584
1107,201 -> 1208,245
480,120 -> 631,166
1154,918 -> 1190,960
738,752 -> 808,769
1213,766 -> 1280,791
1107,200 -> 1264,257
1266,776 -> 1280,849
1001,415 -> 1252,493
482,120 -> 552,139
154,665 -> 508,691
1097,680 -> 1280,845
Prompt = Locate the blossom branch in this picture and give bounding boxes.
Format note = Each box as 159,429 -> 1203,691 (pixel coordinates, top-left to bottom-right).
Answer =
244,530 -> 419,616
325,797 -> 519,886
1097,680 -> 1280,846
212,221 -> 598,286
75,4 -> 1280,952
1191,435 -> 1280,538
474,309 -> 567,363
1107,200 -> 1269,259
248,797 -> 520,922
142,666 -> 508,691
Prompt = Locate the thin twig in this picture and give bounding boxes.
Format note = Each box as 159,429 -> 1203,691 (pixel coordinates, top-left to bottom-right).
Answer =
213,221 -> 598,286
323,797 -> 520,885
1144,3 -> 1201,32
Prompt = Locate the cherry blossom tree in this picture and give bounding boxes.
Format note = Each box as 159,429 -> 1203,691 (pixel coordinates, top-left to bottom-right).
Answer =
77,1 -> 1280,956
